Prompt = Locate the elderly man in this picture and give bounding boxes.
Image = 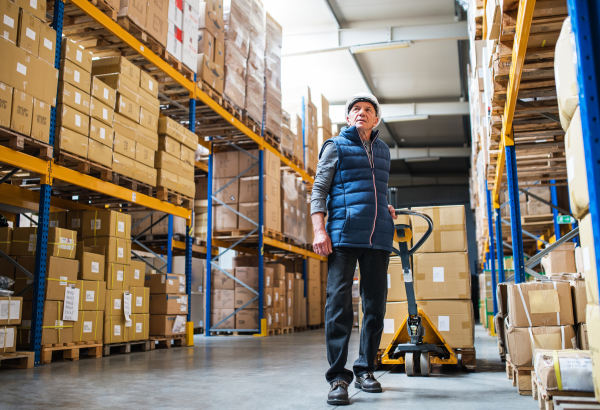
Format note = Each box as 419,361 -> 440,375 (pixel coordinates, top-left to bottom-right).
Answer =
311,93 -> 397,405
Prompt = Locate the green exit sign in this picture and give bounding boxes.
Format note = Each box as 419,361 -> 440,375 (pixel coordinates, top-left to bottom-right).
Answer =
557,215 -> 576,224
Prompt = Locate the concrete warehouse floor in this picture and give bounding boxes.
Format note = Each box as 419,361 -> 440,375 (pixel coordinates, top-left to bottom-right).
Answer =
0,326 -> 537,410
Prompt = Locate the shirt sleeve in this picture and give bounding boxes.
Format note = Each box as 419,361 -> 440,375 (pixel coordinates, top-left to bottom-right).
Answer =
310,141 -> 338,215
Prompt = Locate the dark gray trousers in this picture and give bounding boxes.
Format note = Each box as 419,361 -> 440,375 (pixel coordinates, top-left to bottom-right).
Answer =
325,246 -> 389,384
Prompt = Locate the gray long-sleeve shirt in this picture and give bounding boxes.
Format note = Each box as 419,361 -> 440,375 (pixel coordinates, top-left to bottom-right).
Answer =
310,139 -> 373,215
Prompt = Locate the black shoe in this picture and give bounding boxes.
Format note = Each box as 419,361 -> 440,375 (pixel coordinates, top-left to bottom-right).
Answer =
327,380 -> 350,405
354,372 -> 382,393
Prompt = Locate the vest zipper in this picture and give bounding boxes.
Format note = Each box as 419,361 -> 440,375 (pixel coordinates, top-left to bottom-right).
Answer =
359,136 -> 378,247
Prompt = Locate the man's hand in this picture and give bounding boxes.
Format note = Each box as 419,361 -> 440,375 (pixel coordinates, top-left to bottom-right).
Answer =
388,205 -> 398,220
313,229 -> 333,256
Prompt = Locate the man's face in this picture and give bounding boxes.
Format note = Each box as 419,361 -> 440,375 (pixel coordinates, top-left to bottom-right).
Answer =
347,101 -> 378,131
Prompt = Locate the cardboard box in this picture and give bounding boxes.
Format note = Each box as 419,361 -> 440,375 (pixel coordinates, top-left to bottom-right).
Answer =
145,273 -> 186,294
0,326 -> 16,353
238,175 -> 280,204
129,260 -> 146,288
60,59 -> 91,93
61,38 -> 92,72
76,244 -> 105,281
12,227 -> 76,258
82,209 -> 131,239
505,324 -> 576,367
128,313 -> 149,341
10,89 -> 32,135
56,127 -> 88,158
234,287 -> 258,309
134,143 -> 155,169
507,281 -> 574,327
114,132 -> 136,158
263,287 -> 273,307
0,226 -> 11,255
137,124 -> 159,150
117,0 -> 147,29
211,268 -> 234,289
40,24 -> 57,62
72,310 -> 103,342
104,314 -> 128,343
149,314 -> 187,335
387,257 -> 407,302
145,0 -> 168,48
411,206 -> 467,253
48,211 -> 67,228
111,152 -> 135,179
90,97 -> 113,126
110,113 -> 138,144
139,106 -> 158,131
198,2 -> 223,42
0,296 -> 22,325
579,322 -> 588,350
96,73 -> 139,104
196,53 -> 224,93
541,242 -> 577,275
42,301 -> 74,345
157,115 -> 183,141
155,150 -> 181,175
213,150 -> 239,178
213,204 -> 238,230
413,252 -> 470,300
180,144 -> 194,165
150,293 -> 187,315
58,81 -> 90,115
13,257 -> 34,300
236,309 -> 258,330
17,10 -> 41,56
30,98 -> 50,143
57,103 -> 89,136
211,289 -> 234,309
75,280 -> 107,311
82,237 -> 131,265
214,39 -> 224,67
91,76 -> 116,109
158,135 -> 181,157
105,289 -> 124,316
105,263 -> 129,290
211,308 -> 234,329
379,301 -> 408,349
580,213 -> 598,303
571,280 -> 587,323
264,267 -> 274,288
417,300 -> 474,348
93,56 -> 141,88
0,82 -> 12,128
116,93 -> 139,122
198,28 -> 214,59
88,139 -> 113,168
235,267 -> 258,288
0,0 -> 20,45
130,286 -> 149,314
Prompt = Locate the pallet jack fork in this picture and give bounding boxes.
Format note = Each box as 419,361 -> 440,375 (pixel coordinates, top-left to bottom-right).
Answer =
381,209 -> 457,376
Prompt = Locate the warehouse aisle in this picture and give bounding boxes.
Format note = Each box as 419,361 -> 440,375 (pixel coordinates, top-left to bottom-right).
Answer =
0,326 -> 536,409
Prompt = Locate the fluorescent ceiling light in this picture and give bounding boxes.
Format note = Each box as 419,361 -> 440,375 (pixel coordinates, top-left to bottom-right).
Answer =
404,157 -> 441,163
383,114 -> 429,123
350,41 -> 411,54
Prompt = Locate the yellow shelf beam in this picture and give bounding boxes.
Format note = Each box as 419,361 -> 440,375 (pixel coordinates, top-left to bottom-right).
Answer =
491,0 -> 536,207
195,161 -> 208,173
0,184 -> 98,212
263,236 -> 327,261
172,239 -> 217,256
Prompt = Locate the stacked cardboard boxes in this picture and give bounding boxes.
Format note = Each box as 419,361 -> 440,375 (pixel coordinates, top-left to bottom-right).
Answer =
147,270 -> 187,337
280,170 -> 308,244
243,0 -> 264,125
173,255 -> 204,329
197,0 -> 225,93
222,0 -> 251,110
321,261 -> 328,324
315,94 -> 332,150
478,270 -> 494,328
11,226 -> 80,345
232,262 -> 260,331
92,56 -> 161,187
282,85 -> 317,173
73,244 -> 106,343
181,0 -> 199,72
0,296 -> 23,353
210,267 -> 235,329
264,263 -> 286,331
0,0 -> 58,144
167,0 -> 183,61
280,111 -> 304,168
306,258 -> 321,326
264,12 -> 282,138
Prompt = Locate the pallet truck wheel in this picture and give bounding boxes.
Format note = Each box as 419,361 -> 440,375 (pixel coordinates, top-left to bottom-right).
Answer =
420,352 -> 430,377
405,353 -> 418,377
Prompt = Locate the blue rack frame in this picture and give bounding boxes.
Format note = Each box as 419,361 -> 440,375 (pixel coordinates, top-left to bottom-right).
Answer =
485,187 -> 498,315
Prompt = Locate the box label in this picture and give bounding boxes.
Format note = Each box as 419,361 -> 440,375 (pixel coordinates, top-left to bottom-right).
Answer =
103,88 -> 108,99
558,357 -> 594,391
114,299 -> 121,310
168,279 -> 173,285
49,221 -> 57,227
529,289 -> 560,314
85,290 -> 94,302
63,287 -> 79,321
179,276 -> 184,284
266,277 -> 270,286
136,296 -> 142,306
117,270 -> 124,281
180,304 -> 186,312
75,92 -> 81,104
134,269 -> 140,279
3,15 -> 14,28
71,218 -> 79,229
118,221 -> 125,232
83,321 -> 92,333
387,274 -> 391,289
74,70 -> 80,83
55,320 -> 63,327
118,247 -> 124,259
172,315 -> 186,333
17,63 -> 27,75
76,49 -> 82,62
100,128 -> 105,139
114,324 -> 121,336
438,316 -> 450,332
149,81 -> 153,90
60,276 -> 68,286
383,318 -> 395,334
91,261 -> 99,273
136,322 -> 142,333
103,108 -> 107,120
30,0 -> 37,9
432,267 -> 444,282
92,219 -> 101,229
44,38 -> 52,50
75,114 -> 81,127
0,300 -> 21,320
59,237 -> 74,250
26,28 -> 35,40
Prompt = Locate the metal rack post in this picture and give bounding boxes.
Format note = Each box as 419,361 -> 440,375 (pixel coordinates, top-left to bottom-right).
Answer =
495,208 -> 505,283
550,179 -> 560,240
485,187 -> 498,314
505,143 -> 526,283
205,148 -> 213,334
167,213 -> 173,272
257,148 -> 264,334
186,85 -> 196,345
568,0 -> 600,303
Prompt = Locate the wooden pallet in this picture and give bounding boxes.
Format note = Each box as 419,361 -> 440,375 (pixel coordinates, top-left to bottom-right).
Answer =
294,326 -> 307,332
506,358 -> 534,395
0,351 -> 34,369
41,341 -> 103,364
307,324 -> 324,330
0,127 -> 53,160
264,228 -> 283,242
213,229 -> 254,239
197,81 -> 224,105
103,340 -> 152,356
532,371 -> 596,410
281,327 -> 294,334
161,50 -> 195,82
150,334 -> 187,349
306,167 -> 316,177
91,0 -> 117,18
242,113 -> 262,136
156,187 -> 193,210
553,396 -> 600,410
267,328 -> 282,336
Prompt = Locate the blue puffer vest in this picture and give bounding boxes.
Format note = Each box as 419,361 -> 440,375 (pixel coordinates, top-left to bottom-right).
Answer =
322,126 -> 395,252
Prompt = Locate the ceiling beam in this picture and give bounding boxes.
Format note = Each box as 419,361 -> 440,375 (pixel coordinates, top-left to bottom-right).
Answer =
330,101 -> 469,124
390,146 -> 471,160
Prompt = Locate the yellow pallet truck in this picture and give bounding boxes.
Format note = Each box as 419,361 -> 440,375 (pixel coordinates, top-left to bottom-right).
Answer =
381,209 -> 458,376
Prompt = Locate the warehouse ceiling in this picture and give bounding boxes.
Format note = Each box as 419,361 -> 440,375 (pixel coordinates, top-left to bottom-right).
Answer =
263,0 -> 471,187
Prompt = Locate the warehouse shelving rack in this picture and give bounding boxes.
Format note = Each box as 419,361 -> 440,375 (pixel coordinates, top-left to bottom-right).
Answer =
482,0 -> 600,317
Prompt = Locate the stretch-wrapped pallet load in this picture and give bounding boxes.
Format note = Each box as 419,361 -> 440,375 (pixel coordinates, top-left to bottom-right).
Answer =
167,0 -> 183,61
197,0 -> 225,93
156,116 -> 197,198
315,93 -> 332,150
282,86 -> 315,172
264,12 -> 282,138
243,0 -> 264,126
182,0 -> 199,72
222,0 -> 251,110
